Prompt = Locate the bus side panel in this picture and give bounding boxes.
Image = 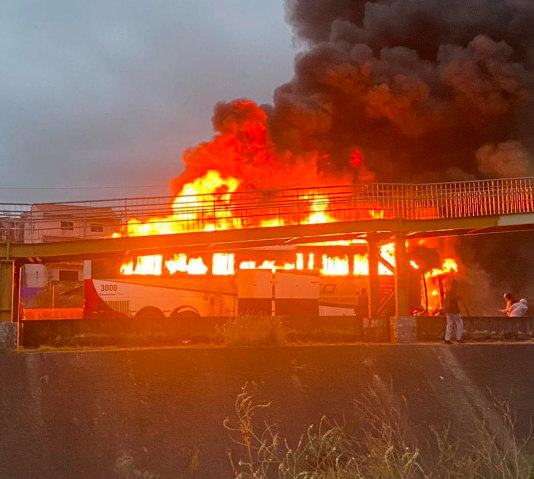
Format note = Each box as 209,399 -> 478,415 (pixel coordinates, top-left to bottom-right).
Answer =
275,271 -> 319,316
319,276 -> 396,316
319,277 -> 365,316
84,278 -> 236,318
83,279 -> 128,319
237,270 -> 272,315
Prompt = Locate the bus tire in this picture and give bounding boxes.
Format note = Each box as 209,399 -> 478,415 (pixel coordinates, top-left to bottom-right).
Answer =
170,307 -> 200,319
134,306 -> 165,320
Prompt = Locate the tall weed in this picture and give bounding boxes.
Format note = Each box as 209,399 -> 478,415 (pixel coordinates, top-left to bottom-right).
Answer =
224,384 -> 534,479
218,312 -> 286,347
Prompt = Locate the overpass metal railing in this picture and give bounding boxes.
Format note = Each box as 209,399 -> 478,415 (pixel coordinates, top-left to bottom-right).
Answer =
1,177 -> 534,243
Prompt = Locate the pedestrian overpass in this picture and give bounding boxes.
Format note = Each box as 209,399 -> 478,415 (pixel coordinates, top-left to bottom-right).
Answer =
2,177 -> 534,323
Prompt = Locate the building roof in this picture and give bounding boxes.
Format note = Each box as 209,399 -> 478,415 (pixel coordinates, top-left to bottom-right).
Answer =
30,203 -> 119,222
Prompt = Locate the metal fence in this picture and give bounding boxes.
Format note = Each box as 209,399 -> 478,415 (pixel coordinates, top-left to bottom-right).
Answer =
2,177 -> 534,243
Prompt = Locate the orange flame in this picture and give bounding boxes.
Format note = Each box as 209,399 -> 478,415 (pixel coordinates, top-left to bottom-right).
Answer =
321,254 -> 350,276
425,258 -> 460,309
166,254 -> 208,275
120,255 -> 162,275
212,253 -> 235,276
296,253 -> 304,270
426,258 -> 458,277
353,254 -> 369,275
114,170 -> 242,238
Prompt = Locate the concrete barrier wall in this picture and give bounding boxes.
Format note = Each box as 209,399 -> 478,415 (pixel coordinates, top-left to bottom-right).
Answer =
417,316 -> 534,340
20,315 -> 534,349
0,345 -> 533,479
19,316 -> 368,348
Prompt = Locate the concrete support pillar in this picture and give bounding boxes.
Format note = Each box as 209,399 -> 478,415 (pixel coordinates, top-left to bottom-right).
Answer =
13,263 -> 21,322
0,260 -> 18,349
0,260 -> 15,322
390,316 -> 417,343
366,237 -> 380,319
394,233 -> 409,317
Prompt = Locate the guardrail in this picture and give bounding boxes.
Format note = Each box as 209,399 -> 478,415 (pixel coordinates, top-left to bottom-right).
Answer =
19,315 -> 534,347
2,177 -> 534,243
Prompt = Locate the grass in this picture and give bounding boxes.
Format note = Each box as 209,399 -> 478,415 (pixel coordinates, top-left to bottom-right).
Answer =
218,312 -> 287,347
224,384 -> 534,479
218,312 -> 371,347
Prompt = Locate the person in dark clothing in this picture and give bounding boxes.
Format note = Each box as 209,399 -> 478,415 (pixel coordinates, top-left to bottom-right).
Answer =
354,287 -> 369,324
444,279 -> 464,344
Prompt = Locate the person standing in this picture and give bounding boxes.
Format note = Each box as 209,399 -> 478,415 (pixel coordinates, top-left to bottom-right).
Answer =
354,287 -> 369,324
444,279 -> 464,344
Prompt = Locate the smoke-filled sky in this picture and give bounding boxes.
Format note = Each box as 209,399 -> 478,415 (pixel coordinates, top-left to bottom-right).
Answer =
4,0 -> 534,203
0,0 -> 294,202
273,0 -> 534,184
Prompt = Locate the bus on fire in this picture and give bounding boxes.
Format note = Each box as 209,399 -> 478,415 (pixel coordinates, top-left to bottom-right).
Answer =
83,246 -> 427,319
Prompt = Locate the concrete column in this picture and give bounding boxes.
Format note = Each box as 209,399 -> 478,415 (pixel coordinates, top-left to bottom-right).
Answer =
0,260 -> 15,322
0,261 -> 19,349
366,237 -> 380,319
390,316 -> 417,343
13,264 -> 21,322
391,233 -> 416,342
394,234 -> 409,317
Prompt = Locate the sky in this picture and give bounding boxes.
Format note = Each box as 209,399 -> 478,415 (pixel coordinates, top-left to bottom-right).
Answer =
0,0 -> 295,203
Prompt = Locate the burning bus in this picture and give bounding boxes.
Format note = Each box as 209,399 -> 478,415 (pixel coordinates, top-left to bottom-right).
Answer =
83,161 -> 460,320
83,243 -> 454,319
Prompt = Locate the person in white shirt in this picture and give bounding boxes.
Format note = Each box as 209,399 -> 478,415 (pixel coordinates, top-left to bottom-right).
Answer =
508,299 -> 528,317
499,292 -> 518,316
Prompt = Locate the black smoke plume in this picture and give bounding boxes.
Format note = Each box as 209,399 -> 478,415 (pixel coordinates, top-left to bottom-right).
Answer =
272,0 -> 534,182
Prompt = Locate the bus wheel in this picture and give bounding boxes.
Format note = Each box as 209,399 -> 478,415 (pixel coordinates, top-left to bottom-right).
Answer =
170,307 -> 200,319
135,307 -> 165,320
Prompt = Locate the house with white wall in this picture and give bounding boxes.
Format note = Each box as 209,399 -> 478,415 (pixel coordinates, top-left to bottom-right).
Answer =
22,203 -> 120,290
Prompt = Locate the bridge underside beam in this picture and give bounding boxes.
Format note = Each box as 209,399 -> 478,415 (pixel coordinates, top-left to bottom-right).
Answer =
408,224 -> 534,239
1,214 -> 534,263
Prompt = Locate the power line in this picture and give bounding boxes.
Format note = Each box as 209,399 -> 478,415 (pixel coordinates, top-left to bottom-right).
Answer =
0,185 -> 168,190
